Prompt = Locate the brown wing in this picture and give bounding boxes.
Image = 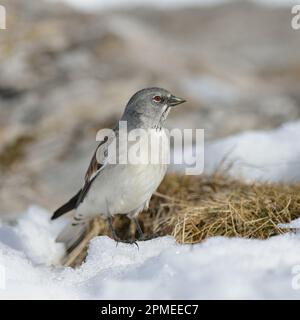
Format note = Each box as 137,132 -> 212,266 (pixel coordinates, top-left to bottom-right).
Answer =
74,138 -> 108,206
52,135 -> 112,218
85,133 -> 109,183
85,147 -> 102,182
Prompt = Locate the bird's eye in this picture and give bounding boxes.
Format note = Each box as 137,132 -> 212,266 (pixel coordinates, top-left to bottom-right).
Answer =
153,95 -> 162,103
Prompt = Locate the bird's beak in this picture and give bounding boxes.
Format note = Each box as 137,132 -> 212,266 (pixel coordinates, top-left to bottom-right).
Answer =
168,95 -> 186,107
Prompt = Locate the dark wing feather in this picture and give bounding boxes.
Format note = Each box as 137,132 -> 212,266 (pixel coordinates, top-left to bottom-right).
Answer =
51,189 -> 82,220
84,146 -> 103,182
52,137 -> 109,220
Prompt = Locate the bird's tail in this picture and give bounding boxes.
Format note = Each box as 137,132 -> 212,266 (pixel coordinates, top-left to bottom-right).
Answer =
56,219 -> 88,253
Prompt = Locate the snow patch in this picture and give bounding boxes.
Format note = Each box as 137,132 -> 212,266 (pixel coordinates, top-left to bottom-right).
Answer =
279,218 -> 300,230
204,121 -> 300,182
173,120 -> 300,182
49,0 -> 231,11
49,0 -> 297,11
1,206 -> 300,299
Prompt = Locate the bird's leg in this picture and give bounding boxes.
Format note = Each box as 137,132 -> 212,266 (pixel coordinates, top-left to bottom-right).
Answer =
107,215 -> 138,248
133,217 -> 160,241
107,215 -> 119,243
133,217 -> 146,240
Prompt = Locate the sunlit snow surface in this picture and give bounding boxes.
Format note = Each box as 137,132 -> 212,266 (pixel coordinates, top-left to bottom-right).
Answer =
192,120 -> 300,183
1,206 -> 300,299
49,0 -> 298,11
171,120 -> 300,182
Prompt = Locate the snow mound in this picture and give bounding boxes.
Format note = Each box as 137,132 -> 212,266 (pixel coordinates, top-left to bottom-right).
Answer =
50,0 -> 231,11
279,218 -> 300,230
205,121 -> 300,182
1,206 -> 300,299
51,0 -> 297,11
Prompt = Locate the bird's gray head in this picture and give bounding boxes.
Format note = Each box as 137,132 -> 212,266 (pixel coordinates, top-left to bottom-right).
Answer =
121,87 -> 186,129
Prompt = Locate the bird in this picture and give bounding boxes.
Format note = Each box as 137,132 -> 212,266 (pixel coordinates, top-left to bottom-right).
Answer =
52,87 -> 186,251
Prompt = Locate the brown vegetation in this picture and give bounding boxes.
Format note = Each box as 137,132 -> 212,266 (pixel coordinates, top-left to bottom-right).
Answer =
64,173 -> 300,267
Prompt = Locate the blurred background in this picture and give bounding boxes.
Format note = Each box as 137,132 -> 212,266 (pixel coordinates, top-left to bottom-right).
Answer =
0,0 -> 299,217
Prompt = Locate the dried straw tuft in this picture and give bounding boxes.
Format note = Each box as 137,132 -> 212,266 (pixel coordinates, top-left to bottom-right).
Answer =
64,173 -> 300,267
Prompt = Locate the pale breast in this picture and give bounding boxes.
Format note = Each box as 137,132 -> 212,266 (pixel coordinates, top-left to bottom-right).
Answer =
77,129 -> 169,218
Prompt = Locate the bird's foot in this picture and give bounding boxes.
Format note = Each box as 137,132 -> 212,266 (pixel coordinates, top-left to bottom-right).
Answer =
113,237 -> 139,248
107,216 -> 139,248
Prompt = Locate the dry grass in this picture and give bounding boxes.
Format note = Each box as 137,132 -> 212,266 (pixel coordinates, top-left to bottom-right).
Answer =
64,173 -> 300,267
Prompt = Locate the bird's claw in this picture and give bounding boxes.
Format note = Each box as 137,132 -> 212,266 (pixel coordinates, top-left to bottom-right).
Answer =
113,237 -> 139,248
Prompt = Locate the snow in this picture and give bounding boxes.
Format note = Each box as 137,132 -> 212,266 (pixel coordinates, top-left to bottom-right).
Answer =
183,75 -> 240,106
49,0 -> 231,11
279,218 -> 300,230
204,121 -> 300,182
49,0 -> 298,11
1,206 -> 300,299
174,120 -> 300,182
